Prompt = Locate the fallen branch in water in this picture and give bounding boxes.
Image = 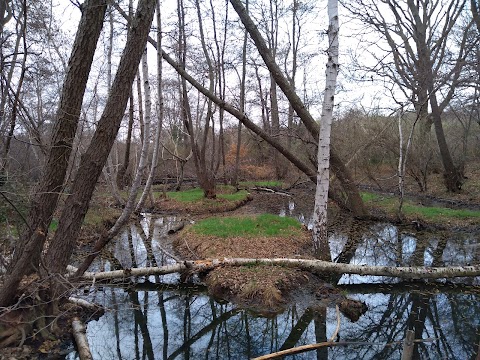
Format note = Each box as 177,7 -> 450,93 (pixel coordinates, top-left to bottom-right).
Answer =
72,258 -> 480,282
71,317 -> 92,360
252,338 -> 437,360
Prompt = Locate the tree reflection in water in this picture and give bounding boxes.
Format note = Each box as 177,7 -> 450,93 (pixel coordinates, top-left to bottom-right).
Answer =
67,215 -> 479,359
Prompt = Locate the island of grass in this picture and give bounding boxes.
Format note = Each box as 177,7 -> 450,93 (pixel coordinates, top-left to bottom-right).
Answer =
173,214 -> 316,314
155,186 -> 252,214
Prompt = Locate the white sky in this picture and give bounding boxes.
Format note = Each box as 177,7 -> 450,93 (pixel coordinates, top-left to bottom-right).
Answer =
52,0 -> 400,127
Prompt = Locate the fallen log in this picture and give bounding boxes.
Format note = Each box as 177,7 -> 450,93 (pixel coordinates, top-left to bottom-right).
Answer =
73,258 -> 480,282
72,317 -> 93,360
250,187 -> 292,197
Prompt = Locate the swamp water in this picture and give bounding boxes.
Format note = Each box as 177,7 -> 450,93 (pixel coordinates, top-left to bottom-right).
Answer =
67,204 -> 480,359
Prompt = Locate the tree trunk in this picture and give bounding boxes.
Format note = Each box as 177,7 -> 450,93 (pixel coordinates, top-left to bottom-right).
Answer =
312,0 -> 338,260
1,2 -> 26,172
229,0 -> 366,217
117,0 -> 135,190
232,0 -> 248,186
43,0 -> 156,278
430,90 -> 464,192
117,92 -> 135,189
0,0 -> 107,308
74,258 -> 480,282
104,7 -> 124,205
114,4 -> 366,216
136,1 -> 164,211
72,318 -> 93,360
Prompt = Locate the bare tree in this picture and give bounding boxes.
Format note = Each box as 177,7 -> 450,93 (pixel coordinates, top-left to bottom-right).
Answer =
344,0 -> 476,192
0,0 -> 108,307
231,0 -> 248,187
43,0 -> 156,281
230,0 -> 367,216
312,0 -> 339,260
136,0 -> 164,211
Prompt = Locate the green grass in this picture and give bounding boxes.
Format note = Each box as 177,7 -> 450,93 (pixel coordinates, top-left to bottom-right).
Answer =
401,203 -> 480,220
360,192 -> 383,202
219,190 -> 249,201
167,188 -> 205,202
190,214 -> 302,238
166,187 -> 249,202
240,180 -> 283,188
361,191 -> 480,222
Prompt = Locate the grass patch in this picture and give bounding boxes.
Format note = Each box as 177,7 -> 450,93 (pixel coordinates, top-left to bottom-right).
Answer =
401,203 -> 480,220
219,190 -> 249,201
166,188 -> 205,202
240,180 -> 283,188
189,214 -> 301,238
361,191 -> 480,223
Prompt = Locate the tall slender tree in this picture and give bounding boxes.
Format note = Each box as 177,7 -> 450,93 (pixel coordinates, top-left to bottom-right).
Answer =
44,0 -> 156,279
0,0 -> 108,307
312,0 -> 339,260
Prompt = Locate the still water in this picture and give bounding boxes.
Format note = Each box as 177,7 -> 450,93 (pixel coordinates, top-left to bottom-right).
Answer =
67,207 -> 480,359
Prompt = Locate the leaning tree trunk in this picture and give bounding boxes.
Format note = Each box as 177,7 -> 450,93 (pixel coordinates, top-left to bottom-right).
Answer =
312,0 -> 338,260
229,0 -> 367,217
75,45 -> 154,277
43,0 -> 156,279
0,0 -> 107,308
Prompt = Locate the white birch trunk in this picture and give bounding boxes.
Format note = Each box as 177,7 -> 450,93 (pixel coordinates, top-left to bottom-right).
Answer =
136,2 -> 163,211
74,258 -> 480,281
312,0 -> 339,259
398,109 -> 417,216
72,317 -> 93,360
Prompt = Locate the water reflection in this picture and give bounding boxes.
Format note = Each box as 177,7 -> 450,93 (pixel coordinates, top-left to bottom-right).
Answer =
67,210 -> 479,359
67,284 -> 479,359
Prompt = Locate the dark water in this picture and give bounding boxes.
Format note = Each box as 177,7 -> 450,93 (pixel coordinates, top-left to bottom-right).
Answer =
67,206 -> 480,359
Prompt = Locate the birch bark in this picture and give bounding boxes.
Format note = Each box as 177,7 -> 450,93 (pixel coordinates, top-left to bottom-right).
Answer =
136,0 -> 164,211
312,0 -> 339,259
